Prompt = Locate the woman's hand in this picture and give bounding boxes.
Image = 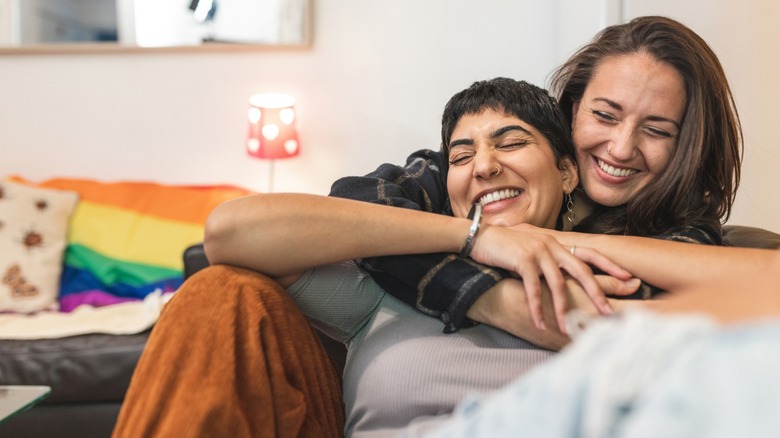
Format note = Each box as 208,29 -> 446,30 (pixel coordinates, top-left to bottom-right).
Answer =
466,278 -> 570,350
466,274 -> 640,348
469,223 -> 635,333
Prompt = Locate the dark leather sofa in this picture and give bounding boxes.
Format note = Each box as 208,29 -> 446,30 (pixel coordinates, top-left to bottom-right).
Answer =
0,225 -> 778,437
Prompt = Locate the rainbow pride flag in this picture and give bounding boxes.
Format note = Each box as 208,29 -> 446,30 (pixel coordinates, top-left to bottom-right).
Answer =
12,177 -> 253,312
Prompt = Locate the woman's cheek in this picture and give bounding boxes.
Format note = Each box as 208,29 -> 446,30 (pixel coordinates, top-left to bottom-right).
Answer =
573,121 -> 605,152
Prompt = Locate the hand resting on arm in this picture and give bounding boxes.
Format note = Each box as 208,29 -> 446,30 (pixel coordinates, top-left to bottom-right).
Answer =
467,274 -> 641,350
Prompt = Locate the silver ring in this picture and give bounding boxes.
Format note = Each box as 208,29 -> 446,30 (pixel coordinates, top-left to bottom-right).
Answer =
570,245 -> 577,256
607,146 -> 613,156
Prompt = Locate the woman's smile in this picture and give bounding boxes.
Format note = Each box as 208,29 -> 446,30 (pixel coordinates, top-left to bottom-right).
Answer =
477,188 -> 522,208
594,156 -> 639,180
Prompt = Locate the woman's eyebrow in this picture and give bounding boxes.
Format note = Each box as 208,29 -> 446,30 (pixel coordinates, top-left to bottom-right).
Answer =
449,138 -> 474,148
491,125 -> 532,138
594,97 -> 622,111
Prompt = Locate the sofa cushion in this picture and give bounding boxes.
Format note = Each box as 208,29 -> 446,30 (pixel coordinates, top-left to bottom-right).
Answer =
0,331 -> 150,403
0,180 -> 79,313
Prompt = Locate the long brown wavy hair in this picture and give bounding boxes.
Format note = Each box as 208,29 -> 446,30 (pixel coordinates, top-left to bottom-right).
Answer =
549,16 -> 743,236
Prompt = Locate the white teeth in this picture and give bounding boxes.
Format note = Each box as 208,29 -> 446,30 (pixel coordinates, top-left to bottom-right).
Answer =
597,158 -> 638,177
478,189 -> 521,207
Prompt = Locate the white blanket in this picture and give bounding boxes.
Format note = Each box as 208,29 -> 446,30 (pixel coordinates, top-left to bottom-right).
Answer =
0,290 -> 173,340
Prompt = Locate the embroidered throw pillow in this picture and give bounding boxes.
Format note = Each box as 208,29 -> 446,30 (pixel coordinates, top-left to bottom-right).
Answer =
0,180 -> 79,313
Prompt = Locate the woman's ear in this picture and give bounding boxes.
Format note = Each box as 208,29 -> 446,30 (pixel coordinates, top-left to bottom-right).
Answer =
560,157 -> 579,194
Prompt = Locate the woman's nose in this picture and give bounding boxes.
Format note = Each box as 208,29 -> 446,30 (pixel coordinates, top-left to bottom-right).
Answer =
608,127 -> 639,160
472,149 -> 502,179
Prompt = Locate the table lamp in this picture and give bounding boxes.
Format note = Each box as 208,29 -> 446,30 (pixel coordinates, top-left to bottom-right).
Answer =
246,92 -> 300,192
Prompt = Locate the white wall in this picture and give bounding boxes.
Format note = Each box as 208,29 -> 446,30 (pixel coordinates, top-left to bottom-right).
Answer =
0,0 -> 777,233
0,0 -> 568,195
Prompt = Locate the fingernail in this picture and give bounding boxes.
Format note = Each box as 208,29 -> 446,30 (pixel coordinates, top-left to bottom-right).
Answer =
625,278 -> 641,289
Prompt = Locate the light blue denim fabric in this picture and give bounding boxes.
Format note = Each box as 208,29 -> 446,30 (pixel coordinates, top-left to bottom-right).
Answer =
417,309 -> 780,438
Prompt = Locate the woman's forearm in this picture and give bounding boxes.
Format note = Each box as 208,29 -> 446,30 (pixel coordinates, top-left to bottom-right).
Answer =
553,231 -> 777,293
467,278 -> 571,350
645,251 -> 780,324
203,193 -> 471,281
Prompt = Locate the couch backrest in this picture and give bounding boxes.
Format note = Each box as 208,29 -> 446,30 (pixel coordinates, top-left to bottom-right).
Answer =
722,225 -> 780,250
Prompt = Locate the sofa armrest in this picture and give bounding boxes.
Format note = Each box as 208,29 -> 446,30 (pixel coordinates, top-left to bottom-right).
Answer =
183,244 -> 210,280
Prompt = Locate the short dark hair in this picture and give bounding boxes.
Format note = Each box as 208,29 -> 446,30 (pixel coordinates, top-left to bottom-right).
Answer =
441,77 -> 573,165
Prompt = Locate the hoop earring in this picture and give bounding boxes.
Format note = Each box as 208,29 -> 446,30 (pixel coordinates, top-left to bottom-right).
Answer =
565,193 -> 576,225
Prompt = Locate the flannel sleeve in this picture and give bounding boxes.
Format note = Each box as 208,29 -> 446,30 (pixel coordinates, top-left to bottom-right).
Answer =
328,149 -> 510,332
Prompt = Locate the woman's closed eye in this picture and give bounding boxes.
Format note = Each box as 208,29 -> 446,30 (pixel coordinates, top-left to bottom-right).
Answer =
497,140 -> 528,150
591,108 -> 677,139
591,108 -> 617,123
643,126 -> 676,139
449,140 -> 528,165
449,151 -> 475,165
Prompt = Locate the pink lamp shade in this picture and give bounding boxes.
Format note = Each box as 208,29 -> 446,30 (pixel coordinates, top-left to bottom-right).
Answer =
246,93 -> 300,159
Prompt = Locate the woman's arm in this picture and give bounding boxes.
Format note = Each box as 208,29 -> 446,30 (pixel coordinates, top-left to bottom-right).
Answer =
468,274 -> 641,350
542,227 -> 776,293
468,241 -> 780,342
204,193 -> 631,332
646,249 -> 780,324
464,222 -> 778,336
204,193 -> 471,287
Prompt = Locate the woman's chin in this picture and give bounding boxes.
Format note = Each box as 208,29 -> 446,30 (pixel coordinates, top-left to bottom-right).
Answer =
584,185 -> 633,207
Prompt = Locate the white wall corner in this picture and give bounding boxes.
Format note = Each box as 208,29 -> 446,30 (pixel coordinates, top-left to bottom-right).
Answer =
606,0 -> 624,24
552,0 -> 623,76
0,0 -> 19,45
116,0 -> 136,46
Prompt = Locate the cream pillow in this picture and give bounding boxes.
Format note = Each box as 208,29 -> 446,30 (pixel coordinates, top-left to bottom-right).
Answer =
0,180 -> 79,313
